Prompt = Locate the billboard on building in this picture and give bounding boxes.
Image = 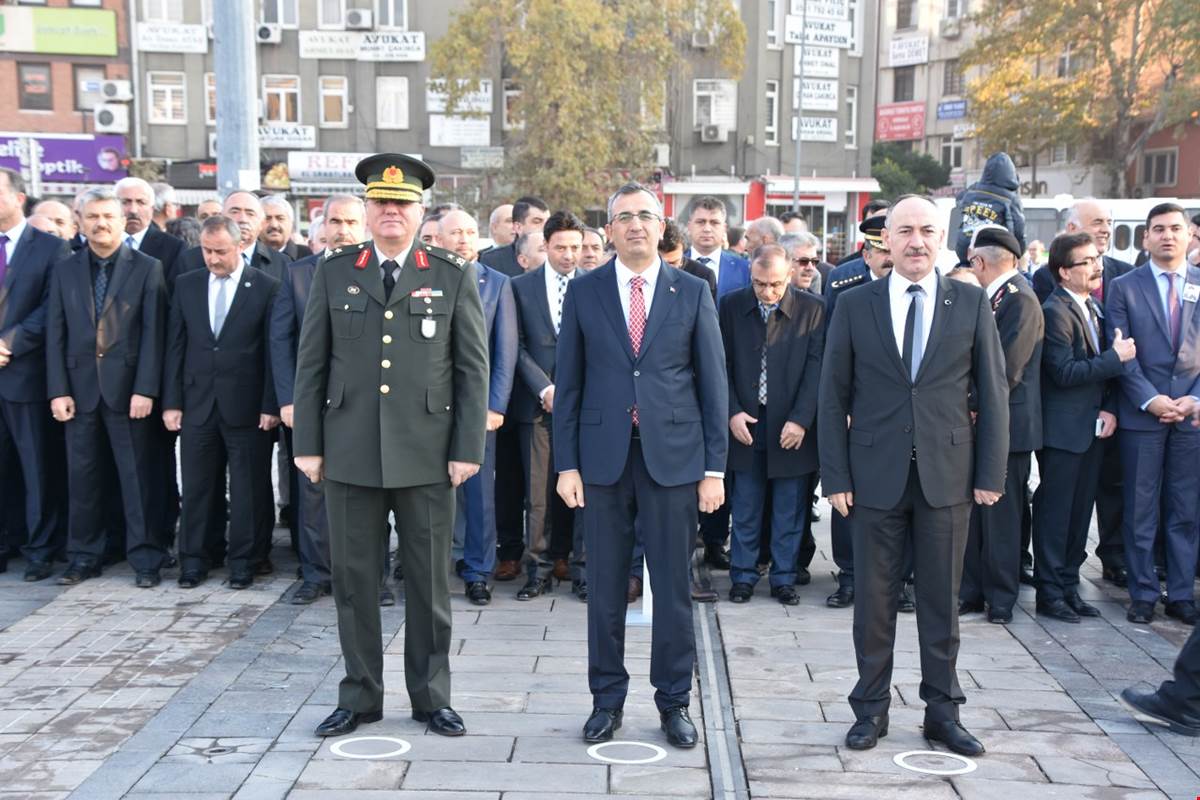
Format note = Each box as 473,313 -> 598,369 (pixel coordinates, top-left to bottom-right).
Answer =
875,102 -> 926,142
0,7 -> 118,57
0,133 -> 128,184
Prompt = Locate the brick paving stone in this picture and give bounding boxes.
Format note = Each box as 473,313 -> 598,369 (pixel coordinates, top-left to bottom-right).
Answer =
950,777 -> 1166,800
294,759 -> 407,790
608,764 -> 713,796
401,761 -> 607,792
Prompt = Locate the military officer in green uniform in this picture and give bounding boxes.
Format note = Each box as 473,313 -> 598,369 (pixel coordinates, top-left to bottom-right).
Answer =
293,154 -> 489,738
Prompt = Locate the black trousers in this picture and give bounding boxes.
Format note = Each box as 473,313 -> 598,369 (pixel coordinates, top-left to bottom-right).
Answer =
961,451 -> 1030,614
147,409 -> 181,550
850,461 -> 971,723
494,419 -> 525,561
251,429 -> 276,566
585,438 -> 696,712
64,406 -> 163,572
0,399 -> 58,563
1032,443 -> 1102,601
1093,433 -> 1125,567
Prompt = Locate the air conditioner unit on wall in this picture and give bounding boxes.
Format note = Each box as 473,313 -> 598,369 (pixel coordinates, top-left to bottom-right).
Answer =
256,23 -> 282,44
940,18 -> 962,39
94,104 -> 129,134
346,8 -> 373,29
700,124 -> 728,143
100,79 -> 132,102
692,30 -> 714,48
653,143 -> 670,167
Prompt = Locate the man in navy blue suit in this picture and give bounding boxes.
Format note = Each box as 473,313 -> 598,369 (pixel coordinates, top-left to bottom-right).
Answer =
0,167 -> 70,579
440,208 -> 517,606
555,182 -> 727,749
1106,202 -> 1200,626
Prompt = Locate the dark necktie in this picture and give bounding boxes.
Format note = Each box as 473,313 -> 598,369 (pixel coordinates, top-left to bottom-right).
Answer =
0,234 -> 8,287
1166,272 -> 1182,351
1085,298 -> 1102,352
759,303 -> 776,406
94,260 -> 110,318
902,284 -> 926,381
382,260 -> 397,299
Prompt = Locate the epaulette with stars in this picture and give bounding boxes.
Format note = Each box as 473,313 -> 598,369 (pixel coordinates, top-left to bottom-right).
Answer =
830,272 -> 867,291
325,241 -> 368,261
422,243 -> 468,270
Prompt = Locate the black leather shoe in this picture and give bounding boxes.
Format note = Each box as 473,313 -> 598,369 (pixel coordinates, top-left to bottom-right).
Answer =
845,715 -> 888,750
413,707 -> 466,736
24,561 -> 53,582
255,558 -> 274,576
987,607 -> 1012,624
516,576 -> 550,600
292,581 -> 329,604
454,559 -> 467,579
573,580 -> 588,602
1066,593 -> 1101,617
958,599 -> 985,616
795,567 -> 811,586
691,583 -> 719,602
135,571 -> 161,589
465,581 -> 492,606
1102,563 -> 1128,587
925,720 -> 985,756
228,572 -> 252,590
1120,687 -> 1200,736
1019,565 -> 1036,586
1165,600 -> 1197,626
771,585 -> 800,606
827,584 -> 854,608
729,582 -> 753,603
660,706 -> 698,748
1126,600 -> 1155,624
703,546 -> 731,571
315,707 -> 382,737
1037,598 -> 1080,623
378,586 -> 396,606
627,575 -> 643,603
58,562 -> 101,586
898,584 -> 915,613
178,571 -> 206,588
583,708 -> 622,742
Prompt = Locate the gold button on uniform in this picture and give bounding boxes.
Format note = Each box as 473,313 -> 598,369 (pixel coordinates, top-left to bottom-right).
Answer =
426,308 -> 433,315
382,334 -> 392,344
380,384 -> 390,394
424,297 -> 432,305
384,310 -> 394,320
381,359 -> 391,368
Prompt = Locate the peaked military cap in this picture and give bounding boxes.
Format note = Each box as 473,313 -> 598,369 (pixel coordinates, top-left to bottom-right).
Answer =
859,214 -> 888,249
970,225 -> 1022,260
355,153 -> 436,202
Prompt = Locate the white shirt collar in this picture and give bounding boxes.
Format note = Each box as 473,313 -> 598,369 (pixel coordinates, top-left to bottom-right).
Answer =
689,246 -> 720,262
1149,259 -> 1186,278
2,218 -> 27,246
210,260 -> 245,286
544,264 -> 576,286
985,268 -> 1020,299
240,242 -> 257,266
615,257 -> 661,289
126,225 -> 150,249
888,268 -> 938,300
375,242 -> 412,270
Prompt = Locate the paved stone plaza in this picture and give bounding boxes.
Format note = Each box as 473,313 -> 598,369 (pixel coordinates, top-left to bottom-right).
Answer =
0,505 -> 1197,800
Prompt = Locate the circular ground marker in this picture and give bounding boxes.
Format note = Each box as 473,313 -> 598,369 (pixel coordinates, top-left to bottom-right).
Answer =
330,736 -> 412,760
893,750 -> 978,776
586,741 -> 668,765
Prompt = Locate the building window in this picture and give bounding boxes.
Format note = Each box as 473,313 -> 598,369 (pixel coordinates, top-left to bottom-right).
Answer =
766,0 -> 782,49
376,76 -> 409,129
147,71 -> 186,124
142,0 -> 183,22
896,0 -> 916,29
318,0 -> 345,28
263,75 -> 300,123
319,76 -> 348,128
1142,149 -> 1177,187
1056,46 -> 1073,78
502,80 -> 523,131
73,65 -> 106,112
845,85 -> 858,149
17,63 -> 52,111
893,66 -> 915,102
261,0 -> 298,27
693,78 -> 738,130
946,0 -> 967,17
376,0 -> 407,29
764,80 -> 779,146
71,0 -> 104,6
943,59 -> 965,96
941,135 -> 963,169
204,73 -> 217,125
848,0 -> 862,56
1051,142 -> 1076,164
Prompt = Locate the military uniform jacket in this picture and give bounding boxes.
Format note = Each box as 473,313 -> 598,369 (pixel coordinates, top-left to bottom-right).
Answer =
988,272 -> 1044,453
292,241 -> 489,488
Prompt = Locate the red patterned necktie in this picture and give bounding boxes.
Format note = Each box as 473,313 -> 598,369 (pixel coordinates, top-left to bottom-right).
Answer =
629,275 -> 646,425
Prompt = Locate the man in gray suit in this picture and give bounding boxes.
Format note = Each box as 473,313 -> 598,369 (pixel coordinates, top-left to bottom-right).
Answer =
819,195 -> 1009,756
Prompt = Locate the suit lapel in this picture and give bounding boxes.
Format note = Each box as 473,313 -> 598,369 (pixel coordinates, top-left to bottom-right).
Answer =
1056,287 -> 1096,356
101,245 -> 135,317
913,275 -> 951,384
531,266 -> 556,339
0,226 -> 34,311
871,275 -> 911,384
1136,265 -> 1172,347
348,247 -> 386,307
595,263 -> 636,363
636,264 -> 678,359
217,267 -> 254,341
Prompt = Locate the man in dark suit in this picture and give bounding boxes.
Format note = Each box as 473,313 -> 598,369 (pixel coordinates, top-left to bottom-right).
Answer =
162,215 -> 281,590
440,208 -> 517,606
1033,231 -> 1136,622
0,168 -> 71,578
46,188 -> 167,587
261,194 -> 313,262
479,196 -> 549,279
555,182 -> 727,749
271,193 -> 366,604
660,219 -> 716,299
819,195 -> 1009,755
293,154 -> 488,739
1106,203 -> 1200,626
959,227 -> 1043,625
721,245 -> 824,604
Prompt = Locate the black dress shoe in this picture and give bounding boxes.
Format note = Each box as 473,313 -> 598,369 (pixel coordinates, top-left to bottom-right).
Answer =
845,715 -> 888,750
660,706 -> 698,748
1065,593 -> 1101,617
924,720 -> 985,756
573,580 -> 588,602
228,573 -> 253,590
177,571 -> 206,588
413,706 -> 466,736
255,558 -> 274,576
987,607 -> 1012,624
454,559 -> 467,578
1036,598 -> 1080,623
1102,563 -> 1128,587
314,707 -> 382,737
1120,687 -> 1200,736
691,584 -> 719,602
771,584 -> 800,606
292,581 -> 329,604
729,582 -> 753,603
378,586 -> 396,606
57,562 -> 101,586
795,567 -> 811,586
1165,600 -> 1197,626
826,584 -> 854,608
24,561 -> 53,582
516,576 -> 549,600
1126,600 -> 1155,624
164,552 -> 179,569
135,571 -> 161,589
583,708 -> 622,742
465,581 -> 491,606
958,599 -> 985,616
627,575 -> 643,603
898,584 -> 915,613
703,546 -> 731,571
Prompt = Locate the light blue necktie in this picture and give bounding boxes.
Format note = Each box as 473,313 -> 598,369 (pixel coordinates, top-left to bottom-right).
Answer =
213,276 -> 229,336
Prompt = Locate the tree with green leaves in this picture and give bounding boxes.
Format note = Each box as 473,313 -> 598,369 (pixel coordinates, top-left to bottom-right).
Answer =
964,0 -> 1200,196
871,143 -> 951,199
429,0 -> 746,212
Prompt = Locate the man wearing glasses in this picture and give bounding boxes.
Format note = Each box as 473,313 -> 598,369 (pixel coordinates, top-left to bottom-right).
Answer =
554,183 -> 727,749
781,232 -> 825,294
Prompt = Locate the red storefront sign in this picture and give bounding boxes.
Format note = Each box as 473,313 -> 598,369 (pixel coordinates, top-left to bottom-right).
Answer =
875,101 -> 926,142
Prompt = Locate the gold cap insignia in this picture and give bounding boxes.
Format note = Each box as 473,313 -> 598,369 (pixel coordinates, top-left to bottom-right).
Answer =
382,166 -> 404,184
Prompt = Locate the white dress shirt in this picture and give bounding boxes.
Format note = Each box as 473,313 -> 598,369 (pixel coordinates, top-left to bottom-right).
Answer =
375,243 -> 411,283
888,270 -> 938,358
1065,287 -> 1101,351
125,225 -> 150,250
208,261 -> 245,332
544,263 -> 576,332
984,268 -> 1019,304
688,247 -> 721,285
1,219 -> 26,262
614,257 -> 661,325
